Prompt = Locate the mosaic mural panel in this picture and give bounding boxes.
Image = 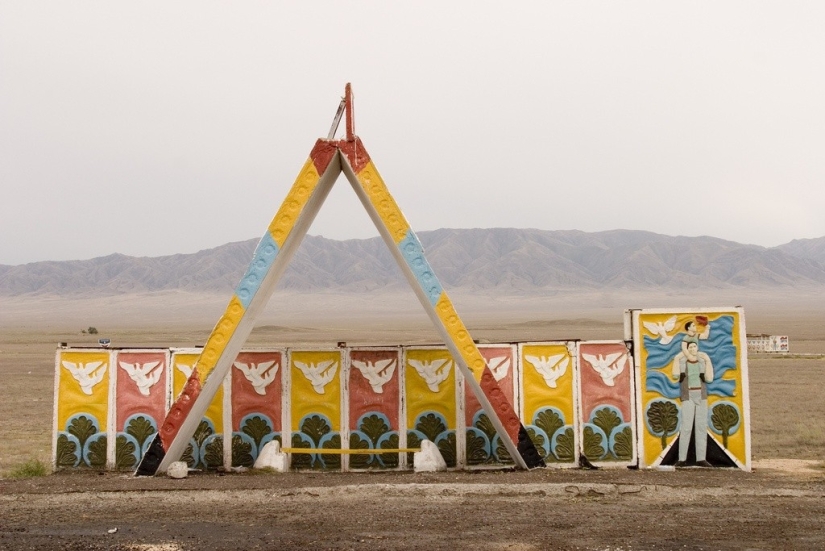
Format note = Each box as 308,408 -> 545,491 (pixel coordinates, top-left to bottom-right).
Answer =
171,350 -> 225,470
519,342 -> 578,467
113,350 -> 168,470
289,349 -> 343,470
347,347 -> 403,470
631,308 -> 750,470
405,347 -> 458,468
577,341 -> 636,467
54,349 -> 111,469
230,350 -> 284,468
463,344 -> 517,467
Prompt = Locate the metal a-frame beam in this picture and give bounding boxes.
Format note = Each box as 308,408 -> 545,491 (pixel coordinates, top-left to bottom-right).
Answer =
136,85 -> 544,475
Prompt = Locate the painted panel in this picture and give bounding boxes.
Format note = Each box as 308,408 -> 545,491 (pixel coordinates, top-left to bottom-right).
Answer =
348,347 -> 403,469
405,347 -> 457,468
171,351 -> 224,470
519,342 -> 577,466
633,308 -> 750,470
230,350 -> 284,467
55,350 -> 111,469
578,341 -> 636,467
463,345 -> 517,467
114,350 -> 168,470
289,349 -> 343,470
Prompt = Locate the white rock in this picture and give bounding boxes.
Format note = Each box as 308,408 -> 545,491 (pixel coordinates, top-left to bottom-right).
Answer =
167,461 -> 189,479
254,440 -> 288,472
413,439 -> 447,473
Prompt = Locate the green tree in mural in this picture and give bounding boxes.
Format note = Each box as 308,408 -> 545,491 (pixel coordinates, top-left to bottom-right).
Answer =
125,416 -> 156,451
241,416 -> 272,450
232,435 -> 254,468
613,426 -> 634,460
593,408 -> 622,440
647,400 -> 680,450
711,403 -> 740,449
582,426 -> 605,461
115,435 -> 137,469
55,434 -> 79,468
67,416 -> 97,449
554,428 -> 576,462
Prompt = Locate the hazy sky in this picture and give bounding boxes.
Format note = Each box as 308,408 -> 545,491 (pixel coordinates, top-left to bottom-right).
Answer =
2,2 -> 824,265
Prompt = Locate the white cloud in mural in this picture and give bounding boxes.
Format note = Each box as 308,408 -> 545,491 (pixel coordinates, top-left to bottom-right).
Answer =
62,360 -> 107,395
582,352 -> 627,387
351,357 -> 396,394
409,358 -> 452,393
119,360 -> 163,396
525,354 -> 568,389
294,359 -> 338,394
234,360 -> 279,395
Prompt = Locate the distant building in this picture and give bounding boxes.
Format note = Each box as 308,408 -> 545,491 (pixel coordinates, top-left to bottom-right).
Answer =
746,334 -> 789,353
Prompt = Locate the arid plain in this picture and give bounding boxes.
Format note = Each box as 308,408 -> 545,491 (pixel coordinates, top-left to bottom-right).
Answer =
1,287 -> 824,550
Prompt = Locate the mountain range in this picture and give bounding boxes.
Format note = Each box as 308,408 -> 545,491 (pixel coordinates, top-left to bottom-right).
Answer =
2,228 -> 825,296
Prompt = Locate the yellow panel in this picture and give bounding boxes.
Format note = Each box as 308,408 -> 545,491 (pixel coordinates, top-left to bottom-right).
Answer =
290,350 -> 342,432
521,344 -> 575,425
171,353 -> 223,433
355,161 -> 410,244
405,348 -> 456,429
197,296 -> 246,384
267,158 -> 321,248
638,311 -> 746,466
57,351 -> 110,430
435,295 -> 488,381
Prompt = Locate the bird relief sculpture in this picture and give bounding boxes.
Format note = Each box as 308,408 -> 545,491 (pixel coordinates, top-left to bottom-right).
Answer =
62,360 -> 107,395
486,355 -> 511,382
642,315 -> 677,345
294,359 -> 338,394
175,362 -> 195,379
233,360 -> 279,395
525,353 -> 569,389
351,357 -> 397,394
582,352 -> 627,387
408,358 -> 452,393
119,360 -> 163,396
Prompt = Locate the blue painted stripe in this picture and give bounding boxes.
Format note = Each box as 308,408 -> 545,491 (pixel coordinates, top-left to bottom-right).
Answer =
235,232 -> 280,309
398,230 -> 443,306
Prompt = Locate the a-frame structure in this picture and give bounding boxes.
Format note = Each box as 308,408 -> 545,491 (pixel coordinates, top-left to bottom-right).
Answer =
137,85 -> 544,475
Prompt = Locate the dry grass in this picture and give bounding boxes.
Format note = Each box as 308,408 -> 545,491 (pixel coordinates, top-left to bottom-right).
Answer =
2,288 -> 824,474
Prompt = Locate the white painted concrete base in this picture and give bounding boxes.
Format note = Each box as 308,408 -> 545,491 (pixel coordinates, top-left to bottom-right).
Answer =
413,439 -> 447,473
167,461 -> 189,479
254,440 -> 288,472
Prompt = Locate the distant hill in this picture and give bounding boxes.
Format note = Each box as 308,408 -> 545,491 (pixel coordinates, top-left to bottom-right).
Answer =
1,228 -> 824,296
775,237 -> 825,265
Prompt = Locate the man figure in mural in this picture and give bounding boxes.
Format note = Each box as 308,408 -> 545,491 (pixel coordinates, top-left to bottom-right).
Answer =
672,339 -> 714,467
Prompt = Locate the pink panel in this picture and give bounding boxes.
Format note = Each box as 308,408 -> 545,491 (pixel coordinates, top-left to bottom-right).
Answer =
579,342 -> 632,421
465,346 -> 516,426
231,351 -> 283,432
348,349 -> 400,430
115,351 -> 167,431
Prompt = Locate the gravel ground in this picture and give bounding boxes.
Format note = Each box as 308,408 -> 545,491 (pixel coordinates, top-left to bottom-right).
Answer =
2,461 -> 823,550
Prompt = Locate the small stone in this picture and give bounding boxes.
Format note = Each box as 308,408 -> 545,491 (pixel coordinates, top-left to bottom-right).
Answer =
107,528 -> 118,534
167,461 -> 189,479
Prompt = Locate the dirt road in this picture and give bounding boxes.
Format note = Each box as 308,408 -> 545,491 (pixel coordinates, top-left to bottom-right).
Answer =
2,463 -> 823,551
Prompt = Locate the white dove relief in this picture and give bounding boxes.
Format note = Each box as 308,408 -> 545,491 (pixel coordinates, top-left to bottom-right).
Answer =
176,362 -> 194,379
525,354 -> 569,388
408,358 -> 452,392
62,360 -> 107,395
582,352 -> 627,387
351,357 -> 397,394
642,316 -> 677,345
234,360 -> 279,395
294,359 -> 338,394
119,360 -> 163,396
486,355 -> 511,382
